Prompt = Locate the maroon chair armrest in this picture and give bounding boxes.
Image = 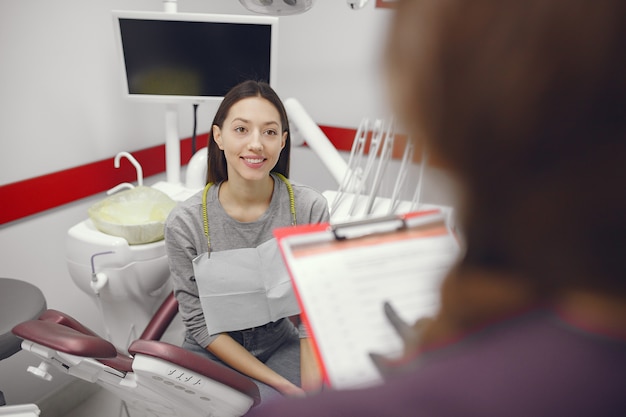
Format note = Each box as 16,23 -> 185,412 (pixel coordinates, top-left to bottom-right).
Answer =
129,339 -> 261,406
18,309 -> 134,373
140,292 -> 179,341
38,309 -> 101,338
12,320 -> 117,359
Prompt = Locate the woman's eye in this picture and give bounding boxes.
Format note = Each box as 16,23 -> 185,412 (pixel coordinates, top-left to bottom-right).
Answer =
264,129 -> 278,136
234,126 -> 247,133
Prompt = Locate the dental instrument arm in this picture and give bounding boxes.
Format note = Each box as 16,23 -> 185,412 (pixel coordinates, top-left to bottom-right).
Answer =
207,334 -> 306,397
330,118 -> 369,214
364,119 -> 395,215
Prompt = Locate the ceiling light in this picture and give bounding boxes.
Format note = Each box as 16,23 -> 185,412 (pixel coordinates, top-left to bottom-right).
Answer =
239,0 -> 315,16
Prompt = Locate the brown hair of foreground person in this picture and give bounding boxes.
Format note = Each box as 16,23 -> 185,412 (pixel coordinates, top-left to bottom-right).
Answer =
384,0 -> 626,348
246,1 -> 626,416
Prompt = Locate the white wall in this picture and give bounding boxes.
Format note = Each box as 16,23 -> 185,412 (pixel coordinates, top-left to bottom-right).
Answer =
0,0 -> 455,408
0,0 -> 393,185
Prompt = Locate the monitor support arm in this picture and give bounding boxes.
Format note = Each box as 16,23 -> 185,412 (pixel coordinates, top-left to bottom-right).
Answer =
164,0 -> 177,13
165,105 -> 181,184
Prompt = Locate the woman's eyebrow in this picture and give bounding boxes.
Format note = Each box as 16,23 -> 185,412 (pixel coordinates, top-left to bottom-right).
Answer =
230,118 -> 278,125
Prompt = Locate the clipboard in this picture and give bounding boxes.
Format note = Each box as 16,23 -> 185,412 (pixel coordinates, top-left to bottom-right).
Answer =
274,210 -> 461,390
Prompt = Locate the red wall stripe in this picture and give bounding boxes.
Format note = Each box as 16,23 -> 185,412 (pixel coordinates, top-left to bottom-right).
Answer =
0,133 -> 208,225
0,126 -> 430,225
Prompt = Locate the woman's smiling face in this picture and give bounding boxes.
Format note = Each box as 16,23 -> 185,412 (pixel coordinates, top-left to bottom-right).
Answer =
212,96 -> 287,183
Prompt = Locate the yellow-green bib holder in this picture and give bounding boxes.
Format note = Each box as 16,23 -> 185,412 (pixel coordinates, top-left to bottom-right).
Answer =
201,173 -> 296,252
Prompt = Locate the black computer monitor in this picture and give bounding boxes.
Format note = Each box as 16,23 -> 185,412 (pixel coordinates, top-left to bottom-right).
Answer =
112,10 -> 279,104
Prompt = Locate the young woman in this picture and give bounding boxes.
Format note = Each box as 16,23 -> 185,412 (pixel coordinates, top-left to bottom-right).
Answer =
164,80 -> 329,402
247,0 -> 626,415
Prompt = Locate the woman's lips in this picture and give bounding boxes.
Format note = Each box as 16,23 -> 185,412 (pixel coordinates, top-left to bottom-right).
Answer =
241,156 -> 266,168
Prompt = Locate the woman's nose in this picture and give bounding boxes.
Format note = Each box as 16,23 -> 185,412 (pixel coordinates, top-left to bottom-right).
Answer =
248,130 -> 263,150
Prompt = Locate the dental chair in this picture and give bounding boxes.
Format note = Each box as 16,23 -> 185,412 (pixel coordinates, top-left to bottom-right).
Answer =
11,292 -> 260,417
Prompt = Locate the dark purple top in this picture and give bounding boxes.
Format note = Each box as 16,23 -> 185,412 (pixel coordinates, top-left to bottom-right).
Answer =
247,307 -> 626,416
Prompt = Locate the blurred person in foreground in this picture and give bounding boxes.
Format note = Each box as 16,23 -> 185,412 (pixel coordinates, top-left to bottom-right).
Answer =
247,0 -> 626,415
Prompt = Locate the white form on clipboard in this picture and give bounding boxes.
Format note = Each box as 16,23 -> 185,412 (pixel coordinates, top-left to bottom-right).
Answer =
274,210 -> 461,390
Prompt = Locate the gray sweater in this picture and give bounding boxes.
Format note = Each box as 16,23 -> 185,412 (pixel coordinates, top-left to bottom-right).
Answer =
164,174 -> 330,348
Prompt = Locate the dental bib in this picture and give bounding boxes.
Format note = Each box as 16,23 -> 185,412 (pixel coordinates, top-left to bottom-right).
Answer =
193,174 -> 300,335
193,237 -> 300,335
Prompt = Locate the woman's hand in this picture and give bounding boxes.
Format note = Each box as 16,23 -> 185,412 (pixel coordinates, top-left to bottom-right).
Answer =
275,381 -> 307,398
208,334 -> 305,396
300,338 -> 323,393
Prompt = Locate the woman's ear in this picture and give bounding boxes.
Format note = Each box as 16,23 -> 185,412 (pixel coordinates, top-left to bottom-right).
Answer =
281,131 -> 288,150
213,125 -> 224,150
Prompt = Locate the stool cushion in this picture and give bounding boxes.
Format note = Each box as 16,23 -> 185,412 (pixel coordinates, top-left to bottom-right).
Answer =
0,278 -> 46,360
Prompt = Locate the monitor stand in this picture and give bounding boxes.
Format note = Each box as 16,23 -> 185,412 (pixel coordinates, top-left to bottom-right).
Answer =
165,104 -> 181,185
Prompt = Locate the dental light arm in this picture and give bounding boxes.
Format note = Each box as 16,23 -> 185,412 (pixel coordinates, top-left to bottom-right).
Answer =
284,98 -> 348,186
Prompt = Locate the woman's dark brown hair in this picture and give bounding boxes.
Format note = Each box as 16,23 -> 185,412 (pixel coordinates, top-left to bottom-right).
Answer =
206,80 -> 291,184
386,0 -> 626,344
